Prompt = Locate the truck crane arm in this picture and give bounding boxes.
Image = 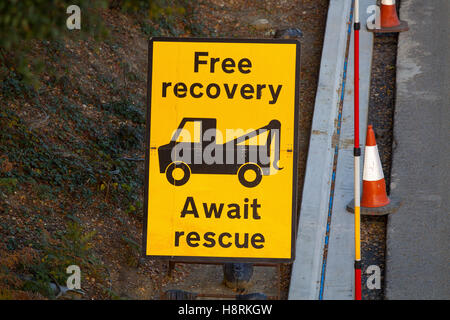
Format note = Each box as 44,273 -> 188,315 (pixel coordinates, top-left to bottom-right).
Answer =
228,120 -> 283,171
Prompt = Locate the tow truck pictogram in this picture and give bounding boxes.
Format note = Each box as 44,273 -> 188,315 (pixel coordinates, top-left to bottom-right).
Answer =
157,118 -> 283,188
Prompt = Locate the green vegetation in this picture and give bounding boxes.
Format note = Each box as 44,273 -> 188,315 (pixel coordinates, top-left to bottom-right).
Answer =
0,30 -> 145,299
0,222 -> 100,299
0,0 -> 194,85
0,0 -> 106,86
0,79 -> 145,211
0,0 -> 219,300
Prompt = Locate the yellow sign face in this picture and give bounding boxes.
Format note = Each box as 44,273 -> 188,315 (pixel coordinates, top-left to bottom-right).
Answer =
143,38 -> 300,262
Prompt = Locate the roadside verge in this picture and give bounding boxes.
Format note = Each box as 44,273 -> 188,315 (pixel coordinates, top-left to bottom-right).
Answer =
289,0 -> 375,299
289,0 -> 353,300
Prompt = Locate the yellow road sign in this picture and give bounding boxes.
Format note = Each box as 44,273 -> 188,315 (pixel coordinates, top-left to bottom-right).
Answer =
143,38 -> 300,262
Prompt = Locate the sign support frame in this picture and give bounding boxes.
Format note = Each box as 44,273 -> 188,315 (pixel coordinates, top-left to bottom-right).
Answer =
163,260 -> 285,299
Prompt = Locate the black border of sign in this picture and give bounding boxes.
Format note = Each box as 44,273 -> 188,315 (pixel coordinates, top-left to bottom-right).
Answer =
142,37 -> 301,264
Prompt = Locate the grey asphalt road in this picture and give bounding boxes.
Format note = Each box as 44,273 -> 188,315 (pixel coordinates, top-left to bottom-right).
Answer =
385,0 -> 450,300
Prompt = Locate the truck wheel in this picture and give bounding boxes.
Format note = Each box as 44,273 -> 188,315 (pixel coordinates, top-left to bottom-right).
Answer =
166,162 -> 190,186
238,163 -> 262,188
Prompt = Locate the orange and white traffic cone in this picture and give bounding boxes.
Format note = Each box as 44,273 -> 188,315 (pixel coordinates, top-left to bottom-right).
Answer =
361,125 -> 390,207
368,0 -> 409,33
347,125 -> 402,215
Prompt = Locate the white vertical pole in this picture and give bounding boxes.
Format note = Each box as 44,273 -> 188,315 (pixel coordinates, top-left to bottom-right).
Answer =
353,0 -> 362,300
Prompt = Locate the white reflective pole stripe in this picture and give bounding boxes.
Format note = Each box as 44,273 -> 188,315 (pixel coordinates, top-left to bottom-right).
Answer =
354,156 -> 360,207
381,0 -> 395,5
363,145 -> 384,181
355,0 -> 360,23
